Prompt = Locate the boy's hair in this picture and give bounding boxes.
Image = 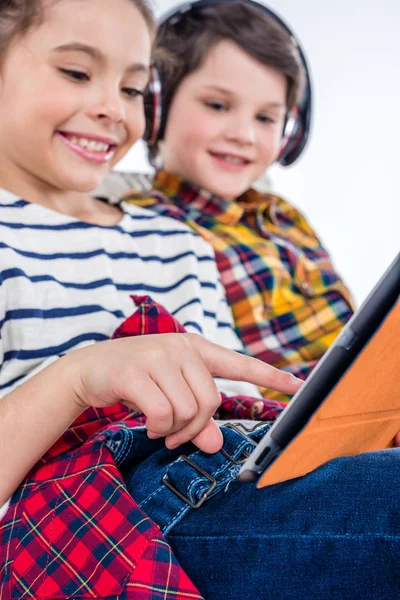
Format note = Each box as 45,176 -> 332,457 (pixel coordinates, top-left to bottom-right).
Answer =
151,1 -> 305,157
0,0 -> 155,56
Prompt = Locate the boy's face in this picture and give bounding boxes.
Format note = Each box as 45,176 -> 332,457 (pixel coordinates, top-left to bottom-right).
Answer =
161,40 -> 287,200
0,0 -> 151,195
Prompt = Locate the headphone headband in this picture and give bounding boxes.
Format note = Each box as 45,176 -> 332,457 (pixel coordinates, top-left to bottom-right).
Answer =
144,0 -> 313,166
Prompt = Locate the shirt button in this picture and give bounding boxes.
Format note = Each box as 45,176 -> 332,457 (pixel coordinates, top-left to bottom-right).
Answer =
300,281 -> 313,294
250,400 -> 265,418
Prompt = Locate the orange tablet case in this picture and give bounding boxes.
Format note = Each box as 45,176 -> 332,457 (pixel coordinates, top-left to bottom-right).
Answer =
257,299 -> 400,488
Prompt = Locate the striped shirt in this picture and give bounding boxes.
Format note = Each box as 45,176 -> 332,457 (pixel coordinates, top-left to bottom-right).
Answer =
124,170 -> 355,403
0,188 -> 269,599
0,187 -> 260,400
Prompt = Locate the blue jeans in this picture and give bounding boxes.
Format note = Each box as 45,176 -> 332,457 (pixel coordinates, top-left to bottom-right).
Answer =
107,424 -> 400,600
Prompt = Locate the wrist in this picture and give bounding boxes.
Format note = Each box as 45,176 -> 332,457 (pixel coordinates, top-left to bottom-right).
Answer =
52,351 -> 89,415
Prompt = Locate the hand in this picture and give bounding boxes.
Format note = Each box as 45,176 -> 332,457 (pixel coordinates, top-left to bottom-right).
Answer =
70,333 -> 302,453
395,432 -> 400,447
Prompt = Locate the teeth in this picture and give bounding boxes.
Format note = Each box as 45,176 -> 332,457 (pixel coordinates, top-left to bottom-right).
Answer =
219,154 -> 246,164
69,135 -> 110,153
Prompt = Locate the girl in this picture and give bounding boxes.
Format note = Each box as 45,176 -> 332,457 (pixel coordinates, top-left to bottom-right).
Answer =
0,1 -> 299,597
0,2 -> 399,600
126,0 -> 355,405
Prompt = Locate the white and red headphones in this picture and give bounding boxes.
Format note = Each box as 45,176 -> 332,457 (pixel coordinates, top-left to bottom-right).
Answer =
143,0 -> 312,167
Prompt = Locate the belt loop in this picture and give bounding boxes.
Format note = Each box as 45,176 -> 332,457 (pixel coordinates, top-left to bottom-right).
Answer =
162,456 -> 217,509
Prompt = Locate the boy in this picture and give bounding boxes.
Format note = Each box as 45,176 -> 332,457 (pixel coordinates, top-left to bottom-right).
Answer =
125,0 -> 355,403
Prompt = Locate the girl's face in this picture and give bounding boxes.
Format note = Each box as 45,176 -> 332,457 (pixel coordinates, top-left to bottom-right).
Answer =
161,40 -> 287,200
0,0 -> 152,194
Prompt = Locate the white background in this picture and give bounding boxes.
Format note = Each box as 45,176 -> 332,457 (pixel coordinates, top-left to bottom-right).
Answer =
116,0 -> 400,306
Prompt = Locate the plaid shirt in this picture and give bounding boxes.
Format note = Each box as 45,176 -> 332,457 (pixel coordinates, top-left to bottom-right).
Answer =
124,171 -> 355,403
1,296 -> 284,600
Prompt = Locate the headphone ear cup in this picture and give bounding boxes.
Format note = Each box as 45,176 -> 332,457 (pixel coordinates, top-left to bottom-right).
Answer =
277,109 -> 298,165
143,65 -> 163,145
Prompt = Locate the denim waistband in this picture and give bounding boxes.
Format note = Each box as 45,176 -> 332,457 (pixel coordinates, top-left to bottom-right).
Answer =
105,421 -> 271,535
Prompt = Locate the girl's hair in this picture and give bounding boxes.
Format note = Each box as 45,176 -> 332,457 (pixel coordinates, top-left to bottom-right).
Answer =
151,1 -> 305,154
0,0 -> 155,56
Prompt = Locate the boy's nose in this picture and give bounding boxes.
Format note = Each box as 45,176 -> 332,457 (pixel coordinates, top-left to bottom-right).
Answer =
225,115 -> 256,145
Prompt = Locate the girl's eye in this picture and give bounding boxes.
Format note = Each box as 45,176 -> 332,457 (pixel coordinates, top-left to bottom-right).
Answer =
205,101 -> 226,112
59,68 -> 90,82
122,88 -> 144,99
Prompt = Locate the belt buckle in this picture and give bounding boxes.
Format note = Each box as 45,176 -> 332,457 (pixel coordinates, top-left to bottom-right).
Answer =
220,422 -> 259,465
162,455 -> 217,509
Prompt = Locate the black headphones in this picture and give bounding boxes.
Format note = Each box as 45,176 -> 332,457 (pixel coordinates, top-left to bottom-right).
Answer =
144,0 -> 312,167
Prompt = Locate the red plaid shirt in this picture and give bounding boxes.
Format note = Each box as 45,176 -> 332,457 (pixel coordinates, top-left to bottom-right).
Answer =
1,296 -> 284,599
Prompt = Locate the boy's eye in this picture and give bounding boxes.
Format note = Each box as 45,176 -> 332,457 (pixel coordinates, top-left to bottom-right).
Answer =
59,68 -> 89,82
205,101 -> 226,112
122,88 -> 144,99
257,114 -> 277,124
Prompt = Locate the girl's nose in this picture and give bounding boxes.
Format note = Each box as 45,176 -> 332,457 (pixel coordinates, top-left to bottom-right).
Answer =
90,87 -> 126,124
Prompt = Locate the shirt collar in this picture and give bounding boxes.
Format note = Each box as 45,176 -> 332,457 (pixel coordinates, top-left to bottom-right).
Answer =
153,170 -> 271,226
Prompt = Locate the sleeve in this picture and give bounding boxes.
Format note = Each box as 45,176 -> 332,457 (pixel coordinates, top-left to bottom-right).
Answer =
272,195 -> 355,311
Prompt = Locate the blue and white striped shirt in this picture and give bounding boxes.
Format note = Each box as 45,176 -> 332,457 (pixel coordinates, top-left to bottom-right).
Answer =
0,188 -> 261,399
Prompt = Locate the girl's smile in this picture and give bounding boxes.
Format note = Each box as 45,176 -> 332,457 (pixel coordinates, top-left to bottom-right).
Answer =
56,131 -> 118,164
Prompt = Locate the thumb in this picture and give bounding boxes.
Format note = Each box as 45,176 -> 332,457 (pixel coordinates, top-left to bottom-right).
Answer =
166,419 -> 223,454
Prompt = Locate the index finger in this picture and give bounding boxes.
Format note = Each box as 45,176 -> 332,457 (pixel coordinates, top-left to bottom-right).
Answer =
191,335 -> 303,395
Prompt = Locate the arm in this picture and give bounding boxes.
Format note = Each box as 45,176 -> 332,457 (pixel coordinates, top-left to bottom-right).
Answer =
0,334 -> 302,506
0,355 -> 84,507
0,274 -> 84,506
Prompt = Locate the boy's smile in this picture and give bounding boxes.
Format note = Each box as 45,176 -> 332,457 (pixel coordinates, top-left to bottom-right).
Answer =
208,150 -> 254,173
161,39 -> 287,200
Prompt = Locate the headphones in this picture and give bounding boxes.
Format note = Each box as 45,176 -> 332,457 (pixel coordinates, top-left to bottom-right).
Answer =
144,0 -> 312,167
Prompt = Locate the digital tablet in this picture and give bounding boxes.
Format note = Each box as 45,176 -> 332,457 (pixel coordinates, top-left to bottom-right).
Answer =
238,253 -> 400,487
